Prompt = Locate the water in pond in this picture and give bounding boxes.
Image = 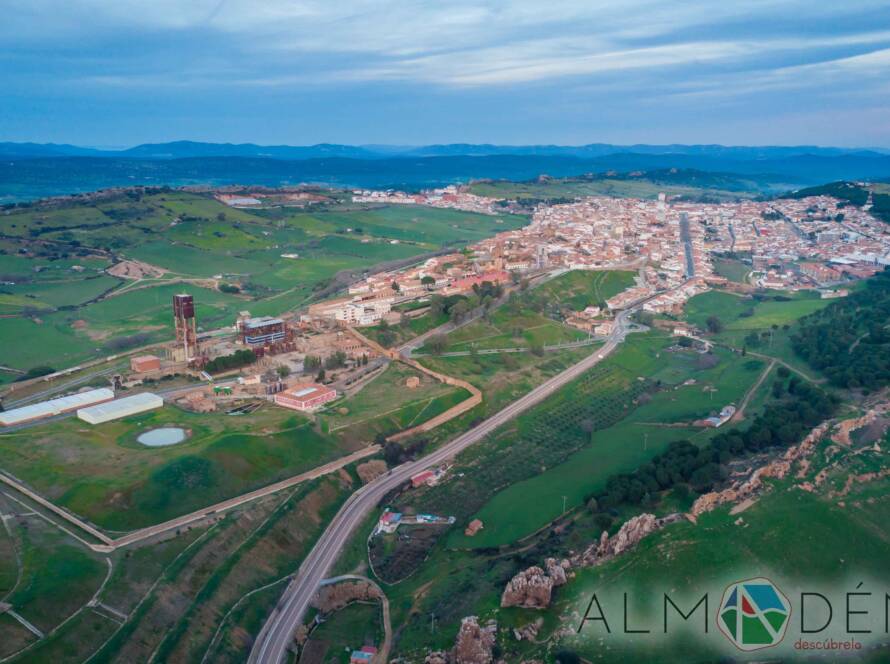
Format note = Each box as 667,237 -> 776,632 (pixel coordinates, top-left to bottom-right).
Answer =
137,427 -> 187,447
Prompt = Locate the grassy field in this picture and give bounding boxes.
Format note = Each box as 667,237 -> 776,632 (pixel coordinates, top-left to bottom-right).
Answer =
0,494 -> 107,654
326,362 -> 469,445
419,304 -> 586,354
446,334 -> 766,548
554,470 -> 890,662
683,289 -> 832,377
0,403 -> 356,531
468,176 -> 762,201
534,269 -> 636,311
0,191 -> 528,372
303,601 -> 383,663
711,256 -> 751,283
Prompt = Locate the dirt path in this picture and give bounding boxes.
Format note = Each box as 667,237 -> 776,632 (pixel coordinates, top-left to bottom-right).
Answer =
732,359 -> 775,422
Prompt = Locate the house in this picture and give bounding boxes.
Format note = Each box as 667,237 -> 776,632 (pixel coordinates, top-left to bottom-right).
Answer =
411,469 -> 436,488
377,510 -> 402,534
273,384 -> 337,411
464,519 -> 484,537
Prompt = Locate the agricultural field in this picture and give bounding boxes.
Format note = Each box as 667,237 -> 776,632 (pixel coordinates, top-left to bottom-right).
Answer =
533,269 -> 637,312
0,402 -> 357,530
326,362 -> 470,445
0,191 -> 528,372
454,337 -> 768,548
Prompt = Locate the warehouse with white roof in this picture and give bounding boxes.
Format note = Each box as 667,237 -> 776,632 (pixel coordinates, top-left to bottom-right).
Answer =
0,388 -> 115,427
77,392 -> 164,425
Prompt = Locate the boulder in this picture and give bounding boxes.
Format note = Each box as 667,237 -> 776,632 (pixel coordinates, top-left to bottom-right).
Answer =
501,566 -> 552,609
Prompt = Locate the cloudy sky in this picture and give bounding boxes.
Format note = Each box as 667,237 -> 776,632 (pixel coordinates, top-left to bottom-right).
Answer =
3,0 -> 890,147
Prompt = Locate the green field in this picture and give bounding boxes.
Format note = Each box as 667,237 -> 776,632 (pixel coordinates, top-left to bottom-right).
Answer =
554,470 -> 890,662
0,403 -> 356,530
711,256 -> 751,283
684,289 -> 832,377
304,601 -> 383,663
468,174 -> 764,201
533,269 -> 637,311
326,362 -> 469,444
447,334 -> 766,548
0,191 -> 529,372
419,303 -> 586,354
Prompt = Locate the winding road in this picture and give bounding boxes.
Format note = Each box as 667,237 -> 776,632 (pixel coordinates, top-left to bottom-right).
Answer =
249,305 -> 641,664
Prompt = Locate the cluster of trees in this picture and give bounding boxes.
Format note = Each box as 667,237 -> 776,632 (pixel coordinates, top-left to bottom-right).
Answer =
204,348 -> 256,373
218,283 -> 240,294
588,378 -> 837,512
792,268 -> 890,390
382,437 -> 428,466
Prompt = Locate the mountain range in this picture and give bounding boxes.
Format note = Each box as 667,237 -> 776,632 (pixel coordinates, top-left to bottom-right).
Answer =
3,140 -> 889,161
3,141 -> 890,203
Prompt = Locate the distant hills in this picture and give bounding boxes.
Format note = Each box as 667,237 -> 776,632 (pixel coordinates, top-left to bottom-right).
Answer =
3,140 -> 889,161
2,141 -> 890,203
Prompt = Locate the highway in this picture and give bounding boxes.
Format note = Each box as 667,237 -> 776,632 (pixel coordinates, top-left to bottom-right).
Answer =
249,306 -> 639,664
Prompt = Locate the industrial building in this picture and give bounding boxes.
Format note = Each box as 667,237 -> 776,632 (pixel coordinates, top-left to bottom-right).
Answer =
238,316 -> 287,345
0,388 -> 115,427
130,354 -> 161,373
77,392 -> 164,424
273,384 -> 337,411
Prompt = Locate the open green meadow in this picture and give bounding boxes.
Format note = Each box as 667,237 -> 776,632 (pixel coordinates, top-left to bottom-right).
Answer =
533,269 -> 637,311
326,362 -> 469,445
468,174 -> 764,201
711,256 -> 751,283
303,601 -> 383,663
684,289 -> 833,377
0,403 -> 357,531
554,473 -> 890,662
419,304 -> 586,354
0,191 -> 528,372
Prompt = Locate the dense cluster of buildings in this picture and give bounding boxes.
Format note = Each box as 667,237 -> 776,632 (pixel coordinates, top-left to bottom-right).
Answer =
352,185 -> 501,214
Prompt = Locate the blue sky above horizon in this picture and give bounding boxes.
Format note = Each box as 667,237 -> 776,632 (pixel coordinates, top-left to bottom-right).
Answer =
3,1 -> 890,148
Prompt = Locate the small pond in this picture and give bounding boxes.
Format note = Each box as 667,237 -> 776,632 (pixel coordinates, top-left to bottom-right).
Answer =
137,427 -> 188,447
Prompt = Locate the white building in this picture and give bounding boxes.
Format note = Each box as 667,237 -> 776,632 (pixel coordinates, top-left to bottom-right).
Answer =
77,392 -> 164,425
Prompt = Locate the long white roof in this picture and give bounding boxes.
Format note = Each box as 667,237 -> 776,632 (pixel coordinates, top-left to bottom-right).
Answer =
0,388 -> 114,426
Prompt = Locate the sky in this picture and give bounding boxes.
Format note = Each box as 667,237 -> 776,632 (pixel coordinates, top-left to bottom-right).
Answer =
3,0 -> 890,148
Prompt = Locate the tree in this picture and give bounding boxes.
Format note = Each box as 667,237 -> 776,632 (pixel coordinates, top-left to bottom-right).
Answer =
706,315 -> 723,334
421,275 -> 435,288
450,299 -> 471,323
275,364 -> 291,378
304,355 -> 322,371
428,334 -> 447,355
316,368 -> 326,382
391,281 -> 400,293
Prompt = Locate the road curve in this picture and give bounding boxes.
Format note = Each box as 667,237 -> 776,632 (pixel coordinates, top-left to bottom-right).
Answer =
249,309 -> 635,664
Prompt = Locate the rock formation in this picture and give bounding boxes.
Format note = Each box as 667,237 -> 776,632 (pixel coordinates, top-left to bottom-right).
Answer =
571,512 -> 682,567
501,558 -> 571,609
452,616 -> 497,664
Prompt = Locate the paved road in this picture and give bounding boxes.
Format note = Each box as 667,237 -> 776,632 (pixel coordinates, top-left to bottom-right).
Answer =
249,307 -> 638,664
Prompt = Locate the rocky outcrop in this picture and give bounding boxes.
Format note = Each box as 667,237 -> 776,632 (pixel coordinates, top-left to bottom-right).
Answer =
571,513 -> 681,567
452,616 -> 497,664
690,422 -> 830,518
501,558 -> 571,609
513,617 -> 542,641
425,652 -> 449,664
